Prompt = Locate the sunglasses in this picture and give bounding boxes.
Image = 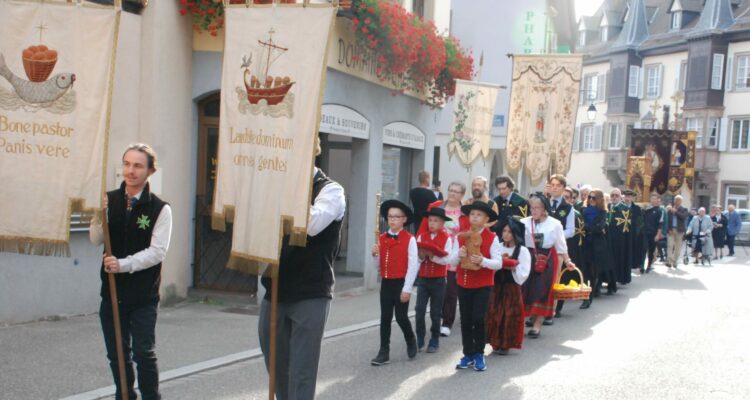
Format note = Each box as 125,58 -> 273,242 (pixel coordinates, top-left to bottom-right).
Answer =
588,196 -> 596,200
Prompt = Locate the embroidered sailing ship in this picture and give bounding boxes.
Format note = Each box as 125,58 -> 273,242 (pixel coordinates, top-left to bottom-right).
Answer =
243,28 -> 294,106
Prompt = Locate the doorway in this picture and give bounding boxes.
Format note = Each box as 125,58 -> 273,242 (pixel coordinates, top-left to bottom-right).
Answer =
194,95 -> 258,293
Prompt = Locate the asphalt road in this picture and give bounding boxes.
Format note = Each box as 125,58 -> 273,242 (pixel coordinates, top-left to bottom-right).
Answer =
133,256 -> 750,400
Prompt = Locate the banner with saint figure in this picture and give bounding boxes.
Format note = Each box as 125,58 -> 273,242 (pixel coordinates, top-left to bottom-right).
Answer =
506,54 -> 582,184
668,130 -> 696,192
0,0 -> 119,256
447,79 -> 500,167
212,3 -> 335,271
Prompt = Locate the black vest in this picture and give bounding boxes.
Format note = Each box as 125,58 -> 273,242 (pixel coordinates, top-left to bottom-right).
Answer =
550,200 -> 573,230
100,182 -> 167,305
262,171 -> 343,303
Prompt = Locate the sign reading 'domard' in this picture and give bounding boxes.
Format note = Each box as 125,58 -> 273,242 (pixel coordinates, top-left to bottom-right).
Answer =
319,104 -> 369,139
212,3 -> 335,270
383,122 -> 425,150
0,0 -> 119,256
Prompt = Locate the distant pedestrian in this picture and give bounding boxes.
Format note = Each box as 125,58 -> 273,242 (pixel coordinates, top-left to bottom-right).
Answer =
726,205 -> 742,257
410,171 -> 436,228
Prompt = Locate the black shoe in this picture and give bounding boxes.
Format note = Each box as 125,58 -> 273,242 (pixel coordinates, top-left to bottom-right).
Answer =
542,317 -> 554,326
580,300 -> 591,309
554,310 -> 561,318
729,253 -> 735,256
406,338 -> 417,359
527,329 -> 540,338
525,318 -> 533,327
639,267 -> 645,273
493,348 -> 509,355
645,266 -> 652,273
371,349 -> 390,366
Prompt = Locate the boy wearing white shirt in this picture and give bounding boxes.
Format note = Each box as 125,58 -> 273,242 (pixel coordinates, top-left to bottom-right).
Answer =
371,200 -> 419,366
415,207 -> 457,353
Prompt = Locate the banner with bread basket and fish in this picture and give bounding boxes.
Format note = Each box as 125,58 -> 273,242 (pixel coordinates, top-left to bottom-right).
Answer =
0,0 -> 120,256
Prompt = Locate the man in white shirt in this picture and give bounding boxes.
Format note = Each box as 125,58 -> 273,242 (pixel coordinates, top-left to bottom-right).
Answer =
90,143 -> 172,400
259,139 -> 346,400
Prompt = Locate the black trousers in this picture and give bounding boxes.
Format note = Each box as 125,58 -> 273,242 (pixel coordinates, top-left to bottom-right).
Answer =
441,271 -> 458,329
379,278 -> 415,350
645,232 -> 658,267
415,277 -> 446,342
727,235 -> 736,254
457,286 -> 491,356
100,299 -> 160,400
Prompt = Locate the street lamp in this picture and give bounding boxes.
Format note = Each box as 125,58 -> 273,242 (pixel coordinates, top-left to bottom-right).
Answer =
587,102 -> 597,121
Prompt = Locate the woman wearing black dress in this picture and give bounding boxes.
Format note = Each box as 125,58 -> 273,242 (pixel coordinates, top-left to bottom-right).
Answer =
582,189 -> 613,303
710,205 -> 728,259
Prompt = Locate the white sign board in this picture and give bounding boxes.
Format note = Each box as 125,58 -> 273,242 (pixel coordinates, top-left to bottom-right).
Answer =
383,122 -> 425,150
319,104 -> 370,139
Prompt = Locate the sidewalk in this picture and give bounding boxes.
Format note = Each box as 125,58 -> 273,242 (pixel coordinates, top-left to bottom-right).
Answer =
0,277 -> 380,400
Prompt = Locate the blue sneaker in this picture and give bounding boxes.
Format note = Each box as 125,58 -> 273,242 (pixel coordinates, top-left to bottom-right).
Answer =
456,355 -> 475,369
426,338 -> 439,353
473,353 -> 486,371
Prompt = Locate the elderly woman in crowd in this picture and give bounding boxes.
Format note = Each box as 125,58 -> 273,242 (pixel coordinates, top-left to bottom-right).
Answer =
521,194 -> 576,338
710,205 -> 728,260
688,207 -> 714,264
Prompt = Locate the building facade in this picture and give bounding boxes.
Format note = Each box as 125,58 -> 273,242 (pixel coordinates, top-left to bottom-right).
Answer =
570,0 -> 750,209
433,0 -> 577,197
0,0 -> 449,323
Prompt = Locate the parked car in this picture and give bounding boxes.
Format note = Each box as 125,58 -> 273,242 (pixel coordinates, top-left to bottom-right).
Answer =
736,209 -> 750,244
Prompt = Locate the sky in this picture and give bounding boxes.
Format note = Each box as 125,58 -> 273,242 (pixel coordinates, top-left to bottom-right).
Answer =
576,0 -> 606,20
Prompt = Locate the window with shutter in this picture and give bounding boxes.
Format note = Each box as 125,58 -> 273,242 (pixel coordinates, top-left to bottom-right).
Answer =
597,73 -> 607,102
594,125 -> 603,150
711,54 -> 724,90
628,66 -> 640,97
726,57 -> 733,92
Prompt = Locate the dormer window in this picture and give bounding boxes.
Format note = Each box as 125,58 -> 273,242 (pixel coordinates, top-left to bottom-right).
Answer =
579,30 -> 587,47
601,28 -> 608,42
672,12 -> 682,29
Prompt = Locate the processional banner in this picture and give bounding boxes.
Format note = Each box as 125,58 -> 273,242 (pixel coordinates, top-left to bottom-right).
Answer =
506,54 -> 582,185
668,130 -> 696,193
212,3 -> 335,271
448,79 -> 500,167
0,0 -> 119,256
630,129 -> 672,194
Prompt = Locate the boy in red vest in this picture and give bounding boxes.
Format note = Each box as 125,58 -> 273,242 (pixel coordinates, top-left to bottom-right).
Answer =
370,200 -> 419,366
456,202 -> 502,372
415,207 -> 457,353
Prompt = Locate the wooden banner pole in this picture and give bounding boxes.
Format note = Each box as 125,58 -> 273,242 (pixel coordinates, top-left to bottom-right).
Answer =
268,267 -> 279,400
101,206 -> 129,400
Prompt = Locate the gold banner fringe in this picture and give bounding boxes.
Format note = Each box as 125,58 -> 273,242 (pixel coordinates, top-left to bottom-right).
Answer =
0,237 -> 71,257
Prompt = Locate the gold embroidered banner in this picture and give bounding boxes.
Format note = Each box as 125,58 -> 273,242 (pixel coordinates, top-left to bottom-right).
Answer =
212,3 -> 335,271
506,54 -> 582,185
0,0 -> 119,256
448,79 -> 500,167
668,130 -> 696,193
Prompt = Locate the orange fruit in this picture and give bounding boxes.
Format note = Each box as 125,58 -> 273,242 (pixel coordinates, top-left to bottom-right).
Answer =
45,50 -> 58,60
22,49 -> 34,59
32,52 -> 47,61
37,44 -> 48,52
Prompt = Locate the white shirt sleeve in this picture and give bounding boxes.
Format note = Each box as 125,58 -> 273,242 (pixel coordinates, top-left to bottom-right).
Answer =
563,209 -> 575,239
430,236 -> 456,265
402,237 -> 420,293
553,220 -> 568,255
308,182 -> 346,237
118,205 -> 173,274
512,246 -> 531,285
480,236 -> 503,270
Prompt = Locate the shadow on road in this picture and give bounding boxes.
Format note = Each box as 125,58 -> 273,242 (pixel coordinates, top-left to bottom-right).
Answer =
315,264 -> 707,400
